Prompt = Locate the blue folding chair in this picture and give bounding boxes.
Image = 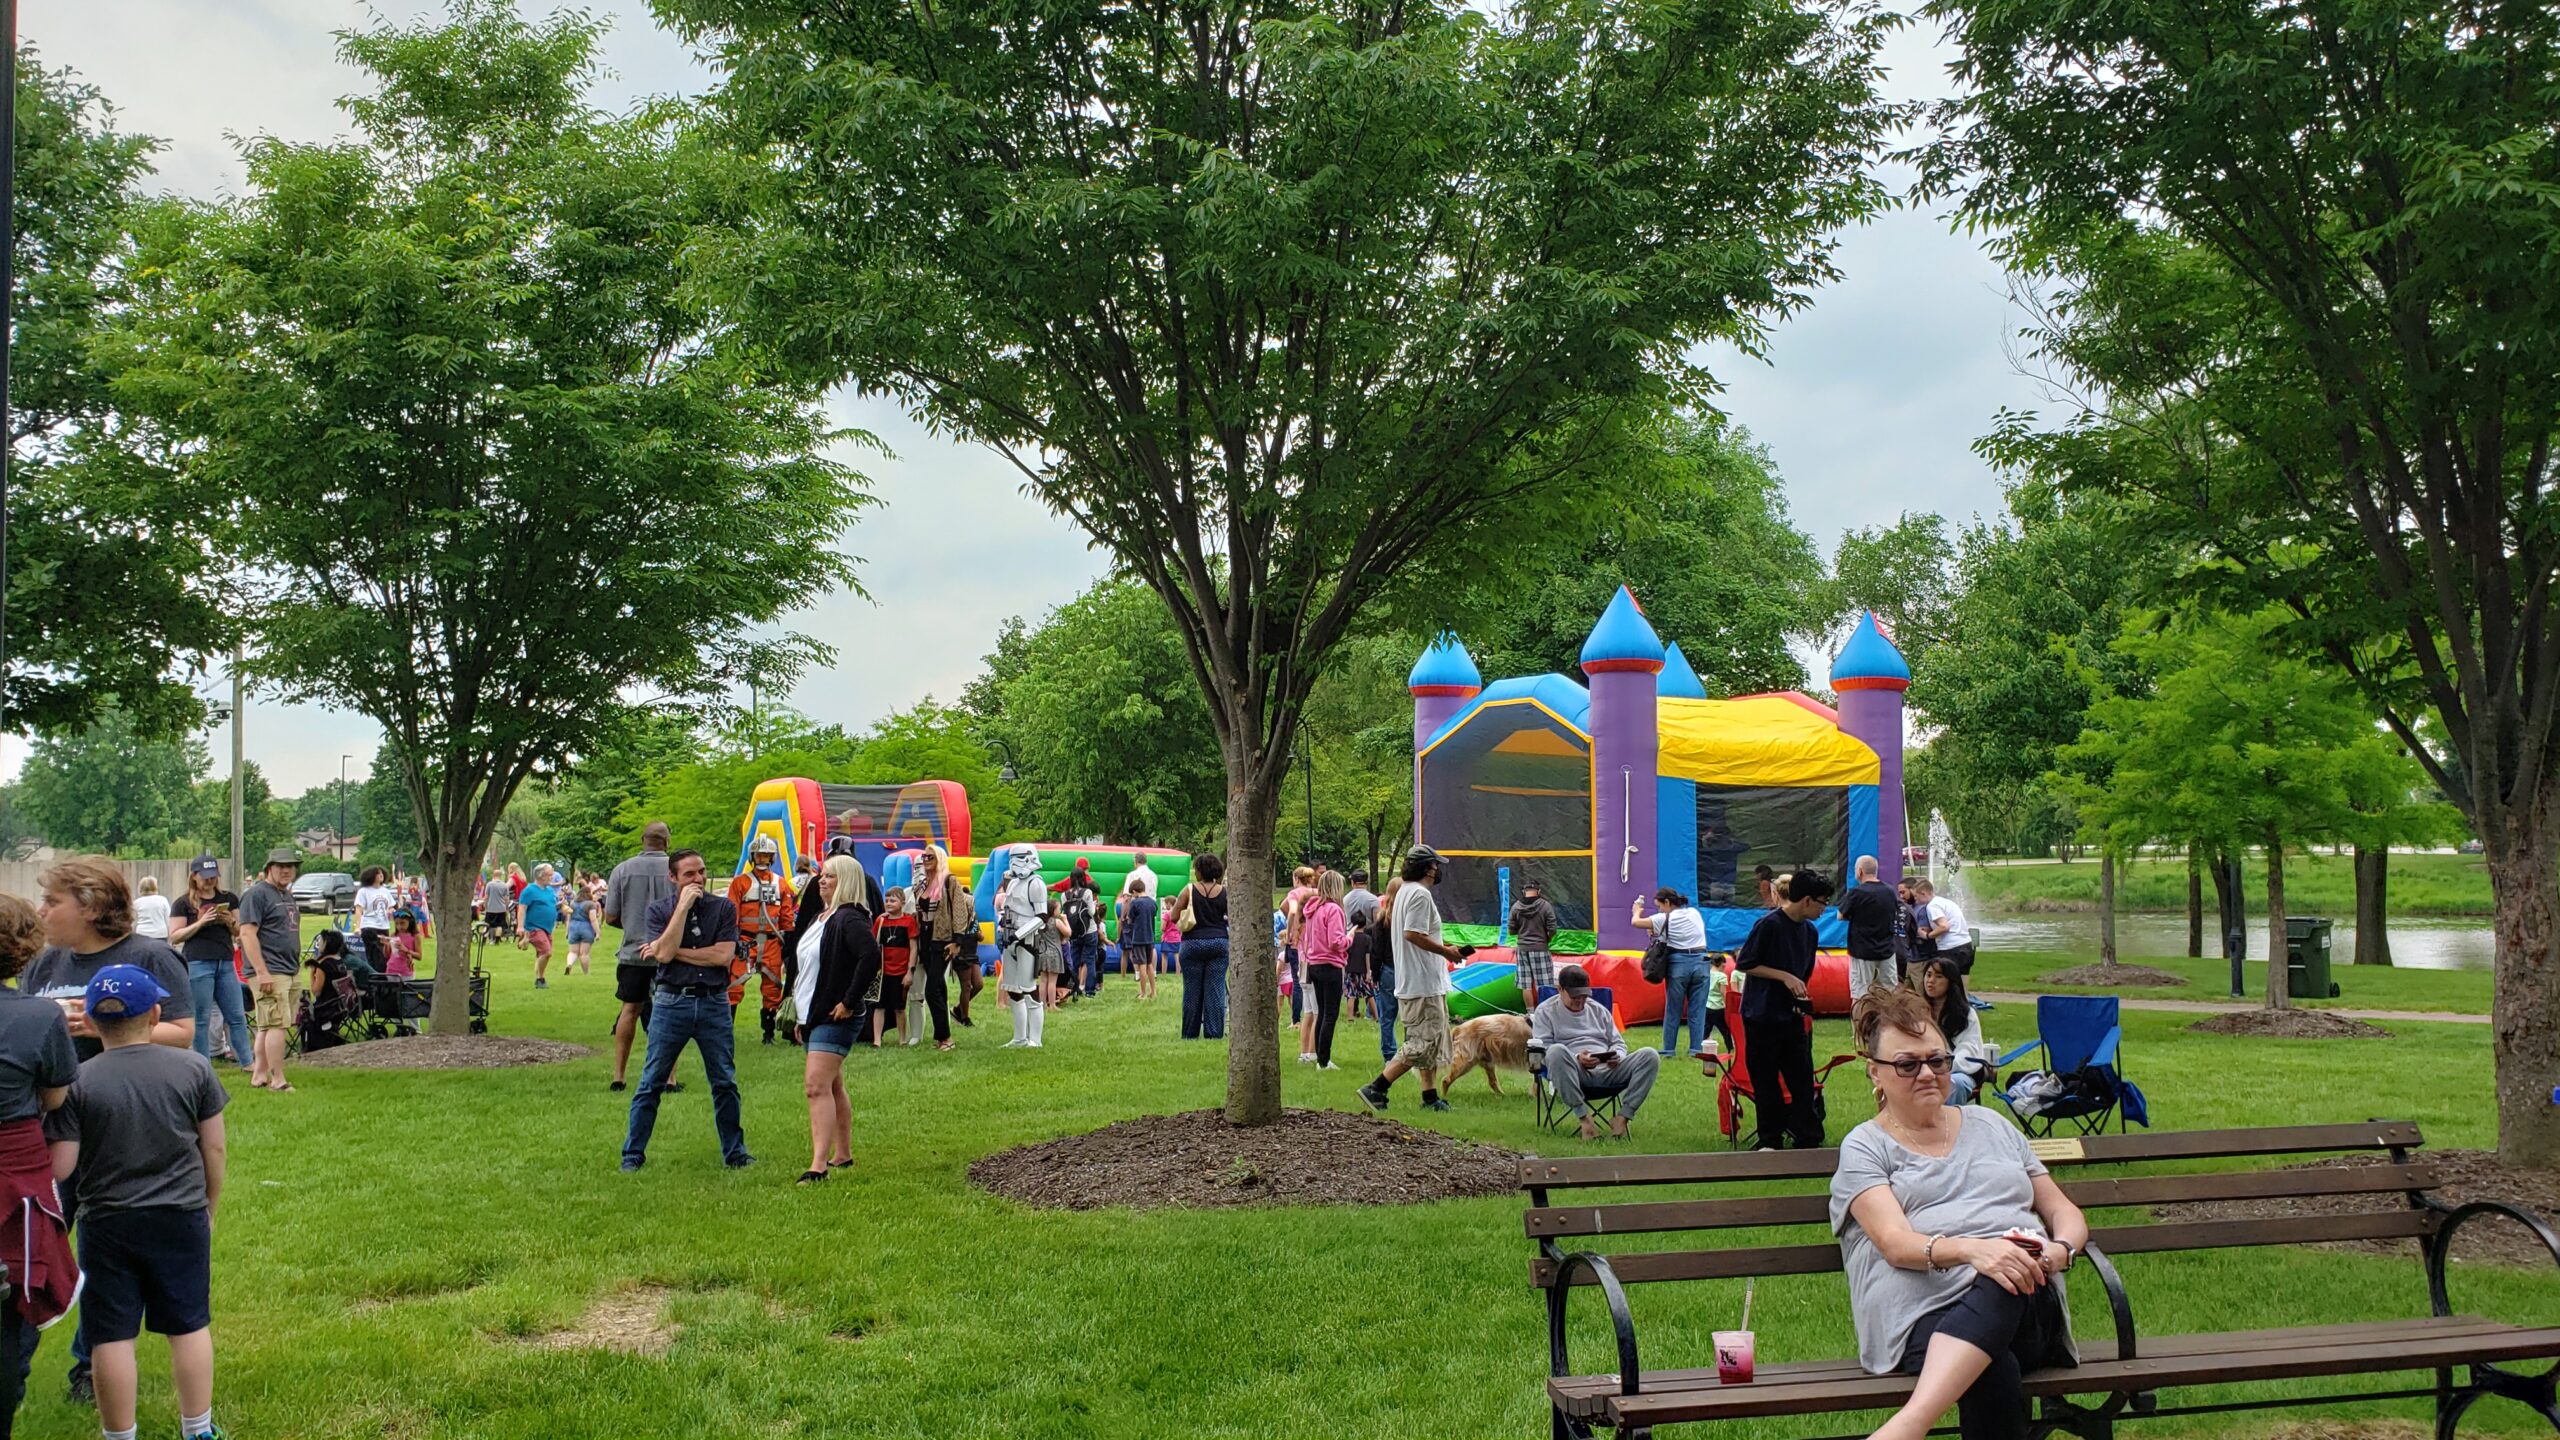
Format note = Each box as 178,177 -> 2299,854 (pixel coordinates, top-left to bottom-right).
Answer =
1527,986 -> 1626,1132
1991,995 -> 2148,1138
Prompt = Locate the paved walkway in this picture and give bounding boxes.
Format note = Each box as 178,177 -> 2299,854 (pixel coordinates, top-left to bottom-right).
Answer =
1973,989 -> 2489,1026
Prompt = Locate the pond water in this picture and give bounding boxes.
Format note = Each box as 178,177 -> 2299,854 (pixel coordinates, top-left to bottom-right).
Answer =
1970,908 -> 2496,972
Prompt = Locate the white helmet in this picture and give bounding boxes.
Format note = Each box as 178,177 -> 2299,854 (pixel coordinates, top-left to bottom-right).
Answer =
749,834 -> 780,865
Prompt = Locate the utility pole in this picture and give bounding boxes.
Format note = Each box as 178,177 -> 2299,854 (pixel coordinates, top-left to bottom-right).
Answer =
2,0 -> 19,734
339,754 -> 351,861
228,647 -> 245,887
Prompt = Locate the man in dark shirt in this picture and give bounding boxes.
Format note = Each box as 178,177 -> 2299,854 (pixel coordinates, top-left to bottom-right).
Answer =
1837,855 -> 1901,1004
1736,867 -> 1834,1150
1899,876 -> 1936,964
619,850 -> 751,1172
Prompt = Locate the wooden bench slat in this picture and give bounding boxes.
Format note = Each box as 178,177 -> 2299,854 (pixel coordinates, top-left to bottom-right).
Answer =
1520,1121 -> 2424,1192
1531,1209 -> 2439,1287
2058,1162 -> 2438,1211
1523,1163 -> 2441,1241
1597,1322 -> 2560,1425
1546,1315 -> 2522,1418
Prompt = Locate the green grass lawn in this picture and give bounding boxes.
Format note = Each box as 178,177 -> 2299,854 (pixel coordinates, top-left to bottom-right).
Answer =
1967,851 -> 2501,917
1966,949 -> 2496,1015
17,923 -> 2546,1438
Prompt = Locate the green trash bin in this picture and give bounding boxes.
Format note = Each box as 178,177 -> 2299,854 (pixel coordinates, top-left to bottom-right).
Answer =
2284,917 -> 2339,999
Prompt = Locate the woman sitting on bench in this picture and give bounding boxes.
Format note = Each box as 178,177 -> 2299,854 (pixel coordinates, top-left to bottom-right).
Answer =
1830,987 -> 2091,1440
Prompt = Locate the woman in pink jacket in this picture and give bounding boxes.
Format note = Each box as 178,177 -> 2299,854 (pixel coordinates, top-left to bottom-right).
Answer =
1297,871 -> 1352,1070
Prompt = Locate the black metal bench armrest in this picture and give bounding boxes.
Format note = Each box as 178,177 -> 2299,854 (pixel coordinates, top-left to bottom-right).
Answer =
2080,1239 -> 2137,1363
1547,1250 -> 1644,1397
2428,1200 -> 2560,1317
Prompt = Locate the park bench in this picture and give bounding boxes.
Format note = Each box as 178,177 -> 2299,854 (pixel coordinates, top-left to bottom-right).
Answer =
1522,1121 -> 2560,1440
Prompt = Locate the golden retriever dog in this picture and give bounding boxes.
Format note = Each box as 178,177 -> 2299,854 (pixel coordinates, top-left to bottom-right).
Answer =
1443,1013 -> 1532,1095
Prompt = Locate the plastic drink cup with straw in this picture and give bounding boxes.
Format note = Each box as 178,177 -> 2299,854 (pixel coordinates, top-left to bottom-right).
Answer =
1714,1278 -> 1756,1384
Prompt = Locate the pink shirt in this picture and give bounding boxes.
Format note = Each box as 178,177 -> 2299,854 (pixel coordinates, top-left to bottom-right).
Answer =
388,932 -> 420,978
1300,899 -> 1350,968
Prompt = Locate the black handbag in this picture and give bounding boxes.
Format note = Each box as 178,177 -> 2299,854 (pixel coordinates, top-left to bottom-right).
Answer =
1641,924 -> 1672,984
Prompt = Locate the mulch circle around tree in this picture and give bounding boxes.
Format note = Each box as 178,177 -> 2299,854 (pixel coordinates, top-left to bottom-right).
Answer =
968,1107 -> 1523,1211
2185,1008 -> 2389,1039
292,1035 -> 593,1069
2153,1150 -> 2559,1268
2036,964 -> 2190,989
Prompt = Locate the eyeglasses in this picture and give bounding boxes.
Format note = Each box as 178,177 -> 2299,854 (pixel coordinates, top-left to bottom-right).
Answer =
1866,1052 -> 1956,1078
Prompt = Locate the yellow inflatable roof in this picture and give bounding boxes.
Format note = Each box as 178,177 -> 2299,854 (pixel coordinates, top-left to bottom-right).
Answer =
1658,695 -> 1880,788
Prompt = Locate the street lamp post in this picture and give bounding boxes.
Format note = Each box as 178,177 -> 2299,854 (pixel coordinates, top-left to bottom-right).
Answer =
986,736 -> 1020,786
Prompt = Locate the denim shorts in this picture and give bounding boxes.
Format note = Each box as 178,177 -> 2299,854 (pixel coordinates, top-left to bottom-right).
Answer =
804,1020 -> 862,1056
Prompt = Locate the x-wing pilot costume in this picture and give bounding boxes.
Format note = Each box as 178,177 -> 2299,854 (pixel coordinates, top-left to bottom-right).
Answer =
729,835 -> 799,1044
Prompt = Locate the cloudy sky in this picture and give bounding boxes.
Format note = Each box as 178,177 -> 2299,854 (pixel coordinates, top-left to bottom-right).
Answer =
19,1 -> 2044,795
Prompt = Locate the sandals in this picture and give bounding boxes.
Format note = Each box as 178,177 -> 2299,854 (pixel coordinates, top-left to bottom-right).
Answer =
827,1157 -> 855,1170
795,1170 -> 827,1185
936,1041 -> 955,1052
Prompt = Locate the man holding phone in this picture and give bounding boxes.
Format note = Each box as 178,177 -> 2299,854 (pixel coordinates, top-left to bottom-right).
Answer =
619,850 -> 753,1172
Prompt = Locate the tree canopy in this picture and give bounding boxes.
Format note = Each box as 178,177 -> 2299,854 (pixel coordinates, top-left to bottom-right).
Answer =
6,53 -> 228,737
107,0 -> 871,1030
15,702 -> 204,855
667,0 -> 1902,1121
1925,0 -> 2560,1161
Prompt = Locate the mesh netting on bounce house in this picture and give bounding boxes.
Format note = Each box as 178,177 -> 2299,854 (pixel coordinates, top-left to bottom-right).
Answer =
1410,592 -> 1910,1025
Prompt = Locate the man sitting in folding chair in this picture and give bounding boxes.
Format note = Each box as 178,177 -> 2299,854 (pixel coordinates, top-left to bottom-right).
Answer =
1992,993 -> 2151,1138
1528,966 -> 1660,1142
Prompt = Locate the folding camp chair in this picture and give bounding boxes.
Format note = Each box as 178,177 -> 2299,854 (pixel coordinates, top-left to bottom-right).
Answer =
1713,983 -> 1858,1149
1528,986 -> 1626,1132
1991,994 -> 2150,1138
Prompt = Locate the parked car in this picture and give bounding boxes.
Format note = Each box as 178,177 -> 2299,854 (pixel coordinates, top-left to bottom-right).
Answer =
292,871 -> 357,913
2458,838 -> 2485,855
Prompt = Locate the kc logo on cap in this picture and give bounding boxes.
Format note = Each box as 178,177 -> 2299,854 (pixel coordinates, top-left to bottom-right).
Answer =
84,964 -> 170,1019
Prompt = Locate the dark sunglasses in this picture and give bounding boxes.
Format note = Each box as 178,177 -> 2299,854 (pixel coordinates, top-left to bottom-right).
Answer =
1867,1051 -> 1956,1078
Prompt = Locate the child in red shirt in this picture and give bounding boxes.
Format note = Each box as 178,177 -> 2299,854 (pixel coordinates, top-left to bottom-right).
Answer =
873,889 -> 920,1049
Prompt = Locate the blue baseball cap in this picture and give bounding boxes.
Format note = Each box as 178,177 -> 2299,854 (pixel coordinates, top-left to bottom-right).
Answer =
85,965 -> 169,1019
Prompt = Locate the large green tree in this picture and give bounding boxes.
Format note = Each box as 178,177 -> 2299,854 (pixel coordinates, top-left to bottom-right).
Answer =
1457,416 -> 1833,692
2058,610 -> 2396,1008
1832,512 -> 1953,679
1926,0 -> 2560,1161
16,702 -> 204,855
184,760 -> 291,862
7,53 -> 227,736
667,0 -> 1900,1120
108,2 -> 870,1032
528,708 -> 703,879
979,579 -> 1227,848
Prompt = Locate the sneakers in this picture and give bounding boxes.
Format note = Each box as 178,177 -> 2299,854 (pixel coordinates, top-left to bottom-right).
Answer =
1421,1097 -> 1453,1113
1356,1083 -> 1389,1112
1318,1062 -> 1340,1071
1296,1053 -> 1315,1064
533,979 -> 548,990
66,1369 -> 92,1405
608,1079 -> 627,1092
620,1158 -> 644,1173
725,1154 -> 757,1170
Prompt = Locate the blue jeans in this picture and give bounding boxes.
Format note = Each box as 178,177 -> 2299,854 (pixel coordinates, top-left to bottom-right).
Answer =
1374,963 -> 1398,1064
1662,950 -> 1714,1058
1179,937 -> 1230,1039
621,992 -> 749,1168
188,959 -> 249,1068
1070,932 -> 1102,995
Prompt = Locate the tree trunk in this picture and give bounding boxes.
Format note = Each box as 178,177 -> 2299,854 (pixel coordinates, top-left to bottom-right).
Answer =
428,851 -> 480,1034
2352,846 -> 2393,965
2185,843 -> 2203,958
1222,748 -> 1284,1126
2262,833 -> 2290,1010
2484,781 -> 2560,1168
2099,847 -> 2117,968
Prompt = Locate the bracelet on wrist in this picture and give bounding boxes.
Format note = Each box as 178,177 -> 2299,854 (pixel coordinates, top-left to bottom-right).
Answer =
1923,1233 -> 1947,1271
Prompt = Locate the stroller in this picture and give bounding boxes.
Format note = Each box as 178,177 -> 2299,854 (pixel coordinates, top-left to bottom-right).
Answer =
1712,980 -> 1858,1149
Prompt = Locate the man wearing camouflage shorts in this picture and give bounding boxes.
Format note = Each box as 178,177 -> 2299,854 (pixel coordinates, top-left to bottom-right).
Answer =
1358,846 -> 1474,1116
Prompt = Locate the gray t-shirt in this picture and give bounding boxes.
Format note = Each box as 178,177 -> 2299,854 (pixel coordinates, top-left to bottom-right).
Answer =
1391,883 -> 1448,998
235,878 -> 301,979
1828,1108 -> 2073,1373
1344,887 -> 1380,929
1529,993 -> 1622,1062
605,850 -> 675,965
46,1041 -> 228,1215
20,934 -> 197,1061
0,991 -> 77,1124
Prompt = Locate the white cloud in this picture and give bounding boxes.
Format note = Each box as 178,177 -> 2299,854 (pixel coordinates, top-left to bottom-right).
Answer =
21,0 -> 2027,794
